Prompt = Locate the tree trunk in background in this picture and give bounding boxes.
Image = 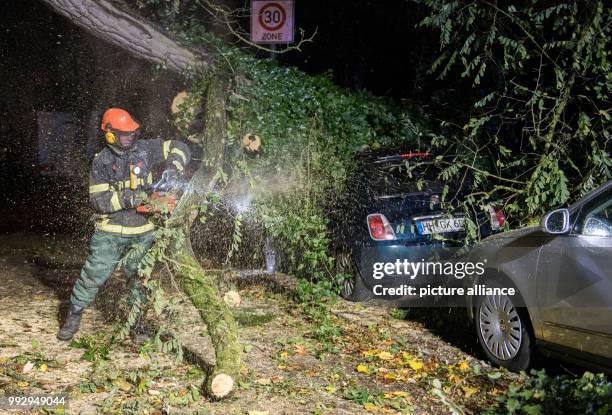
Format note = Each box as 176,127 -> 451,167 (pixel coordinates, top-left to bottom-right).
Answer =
41,0 -> 240,399
40,0 -> 214,74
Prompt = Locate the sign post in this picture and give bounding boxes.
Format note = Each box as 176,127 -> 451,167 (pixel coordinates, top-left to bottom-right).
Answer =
251,1 -> 295,44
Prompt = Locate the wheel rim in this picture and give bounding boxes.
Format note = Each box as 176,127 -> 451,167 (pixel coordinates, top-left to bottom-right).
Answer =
478,294 -> 522,360
337,251 -> 355,297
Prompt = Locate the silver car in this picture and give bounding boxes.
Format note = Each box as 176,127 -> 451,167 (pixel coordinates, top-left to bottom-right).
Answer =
465,180 -> 612,372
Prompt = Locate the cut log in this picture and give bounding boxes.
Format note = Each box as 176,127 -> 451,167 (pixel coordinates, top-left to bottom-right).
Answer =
171,91 -> 201,117
223,290 -> 242,307
209,373 -> 234,399
242,133 -> 262,152
40,0 -> 214,73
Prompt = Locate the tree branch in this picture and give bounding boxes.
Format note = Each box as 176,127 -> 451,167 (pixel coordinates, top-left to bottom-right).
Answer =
40,0 -> 215,73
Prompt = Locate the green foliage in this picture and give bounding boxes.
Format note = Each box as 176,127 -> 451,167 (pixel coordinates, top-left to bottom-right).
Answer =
389,307 -> 410,320
69,332 -> 114,362
221,48 -> 421,282
420,0 -> 611,228
294,280 -> 342,353
41,407 -> 65,415
81,361 -> 203,412
431,377 -> 465,415
10,351 -> 57,367
225,212 -> 243,263
485,370 -> 612,415
225,56 -> 412,164
343,385 -> 382,406
293,279 -> 337,309
258,199 -> 333,281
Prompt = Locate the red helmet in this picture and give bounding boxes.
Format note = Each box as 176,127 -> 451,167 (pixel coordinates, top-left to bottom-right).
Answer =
100,108 -> 140,132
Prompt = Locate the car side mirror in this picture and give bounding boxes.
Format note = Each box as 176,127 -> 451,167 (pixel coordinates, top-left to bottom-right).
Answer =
541,208 -> 570,234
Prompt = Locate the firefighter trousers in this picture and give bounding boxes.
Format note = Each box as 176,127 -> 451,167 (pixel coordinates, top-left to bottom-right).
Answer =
69,231 -> 156,309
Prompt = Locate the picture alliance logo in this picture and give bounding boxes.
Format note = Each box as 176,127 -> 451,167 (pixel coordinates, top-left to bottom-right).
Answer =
371,259 -> 486,280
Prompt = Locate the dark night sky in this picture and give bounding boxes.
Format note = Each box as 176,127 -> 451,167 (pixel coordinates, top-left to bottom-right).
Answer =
279,0 -> 437,98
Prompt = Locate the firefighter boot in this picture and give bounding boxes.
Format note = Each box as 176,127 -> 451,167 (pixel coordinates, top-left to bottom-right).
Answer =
57,304 -> 84,341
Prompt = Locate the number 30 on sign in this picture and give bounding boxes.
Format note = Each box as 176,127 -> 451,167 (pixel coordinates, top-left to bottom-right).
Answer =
251,1 -> 295,44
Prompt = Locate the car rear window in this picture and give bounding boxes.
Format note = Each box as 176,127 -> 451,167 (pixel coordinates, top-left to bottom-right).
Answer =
359,161 -> 442,195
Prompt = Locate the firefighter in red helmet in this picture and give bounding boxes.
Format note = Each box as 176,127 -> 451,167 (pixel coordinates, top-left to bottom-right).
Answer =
57,108 -> 191,342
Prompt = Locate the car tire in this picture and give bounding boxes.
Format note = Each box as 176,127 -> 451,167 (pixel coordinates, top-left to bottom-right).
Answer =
474,280 -> 532,372
335,248 -> 371,302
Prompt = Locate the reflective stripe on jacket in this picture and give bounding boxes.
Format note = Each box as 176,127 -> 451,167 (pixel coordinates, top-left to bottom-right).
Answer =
88,138 -> 191,236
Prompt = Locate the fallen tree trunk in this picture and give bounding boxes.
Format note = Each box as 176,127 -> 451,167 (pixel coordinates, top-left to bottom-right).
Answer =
172,245 -> 240,398
40,0 -> 214,73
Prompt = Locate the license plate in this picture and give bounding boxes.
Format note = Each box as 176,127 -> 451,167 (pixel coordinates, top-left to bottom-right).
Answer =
416,217 -> 465,235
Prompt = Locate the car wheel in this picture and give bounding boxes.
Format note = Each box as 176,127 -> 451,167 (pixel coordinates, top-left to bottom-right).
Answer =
474,281 -> 532,372
335,248 -> 370,302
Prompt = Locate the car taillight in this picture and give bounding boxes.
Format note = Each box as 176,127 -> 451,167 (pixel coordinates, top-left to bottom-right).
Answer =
488,205 -> 506,230
367,214 -> 396,240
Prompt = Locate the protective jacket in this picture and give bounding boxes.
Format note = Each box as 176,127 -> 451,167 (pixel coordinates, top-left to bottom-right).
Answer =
88,138 -> 191,236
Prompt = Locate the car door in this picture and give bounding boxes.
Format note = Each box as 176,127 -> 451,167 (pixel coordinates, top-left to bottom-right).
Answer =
537,186 -> 612,359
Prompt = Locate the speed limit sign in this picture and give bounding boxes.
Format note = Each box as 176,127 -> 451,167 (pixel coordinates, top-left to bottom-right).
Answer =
251,1 -> 295,44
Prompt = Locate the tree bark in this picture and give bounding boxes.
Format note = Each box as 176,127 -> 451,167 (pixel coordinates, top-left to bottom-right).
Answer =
40,0 -> 215,74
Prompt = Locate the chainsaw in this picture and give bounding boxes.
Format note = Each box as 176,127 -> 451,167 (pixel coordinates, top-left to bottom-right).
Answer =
136,169 -> 186,214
